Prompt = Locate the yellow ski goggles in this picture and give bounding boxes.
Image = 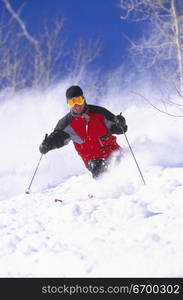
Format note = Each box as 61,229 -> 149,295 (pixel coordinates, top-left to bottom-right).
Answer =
67,96 -> 85,107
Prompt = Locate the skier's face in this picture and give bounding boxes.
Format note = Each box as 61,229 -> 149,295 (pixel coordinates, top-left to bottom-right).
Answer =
71,102 -> 85,114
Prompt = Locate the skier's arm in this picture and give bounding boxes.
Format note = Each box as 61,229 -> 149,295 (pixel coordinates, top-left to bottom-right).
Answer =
88,104 -> 128,135
39,114 -> 72,154
39,130 -> 71,154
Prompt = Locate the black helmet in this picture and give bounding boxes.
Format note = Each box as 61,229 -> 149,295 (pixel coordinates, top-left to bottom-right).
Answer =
66,85 -> 83,99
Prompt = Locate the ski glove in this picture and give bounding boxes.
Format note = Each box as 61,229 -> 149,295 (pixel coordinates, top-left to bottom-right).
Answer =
39,134 -> 50,154
115,113 -> 128,133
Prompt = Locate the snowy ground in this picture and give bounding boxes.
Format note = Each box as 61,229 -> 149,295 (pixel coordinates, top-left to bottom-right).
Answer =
0,84 -> 183,277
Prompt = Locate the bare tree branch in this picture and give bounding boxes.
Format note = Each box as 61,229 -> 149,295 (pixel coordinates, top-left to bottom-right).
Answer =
120,0 -> 183,92
131,90 -> 183,117
120,0 -> 183,117
2,0 -> 38,45
67,37 -> 101,81
0,1 -> 101,91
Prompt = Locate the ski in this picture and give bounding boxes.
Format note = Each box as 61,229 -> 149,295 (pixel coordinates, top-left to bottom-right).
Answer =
54,194 -> 94,204
54,193 -> 95,205
54,199 -> 63,203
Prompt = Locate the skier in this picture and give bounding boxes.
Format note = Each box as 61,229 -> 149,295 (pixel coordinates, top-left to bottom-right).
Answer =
39,85 -> 128,178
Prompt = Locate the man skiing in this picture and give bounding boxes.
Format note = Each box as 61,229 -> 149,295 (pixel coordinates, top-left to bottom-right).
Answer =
39,85 -> 128,178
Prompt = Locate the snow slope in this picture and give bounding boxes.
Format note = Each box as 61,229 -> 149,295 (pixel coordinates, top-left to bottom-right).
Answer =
0,84 -> 183,277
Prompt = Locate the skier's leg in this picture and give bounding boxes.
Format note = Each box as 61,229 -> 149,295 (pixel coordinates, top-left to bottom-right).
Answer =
88,159 -> 109,178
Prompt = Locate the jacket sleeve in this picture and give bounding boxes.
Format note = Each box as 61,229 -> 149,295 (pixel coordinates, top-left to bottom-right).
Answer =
42,114 -> 71,151
45,130 -> 71,150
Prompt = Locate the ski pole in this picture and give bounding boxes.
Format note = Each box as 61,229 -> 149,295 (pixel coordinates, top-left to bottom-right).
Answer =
118,114 -> 146,185
25,154 -> 43,194
123,130 -> 146,185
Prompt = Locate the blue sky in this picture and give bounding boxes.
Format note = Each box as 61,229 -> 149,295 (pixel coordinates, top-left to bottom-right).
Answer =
0,0 -> 142,73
